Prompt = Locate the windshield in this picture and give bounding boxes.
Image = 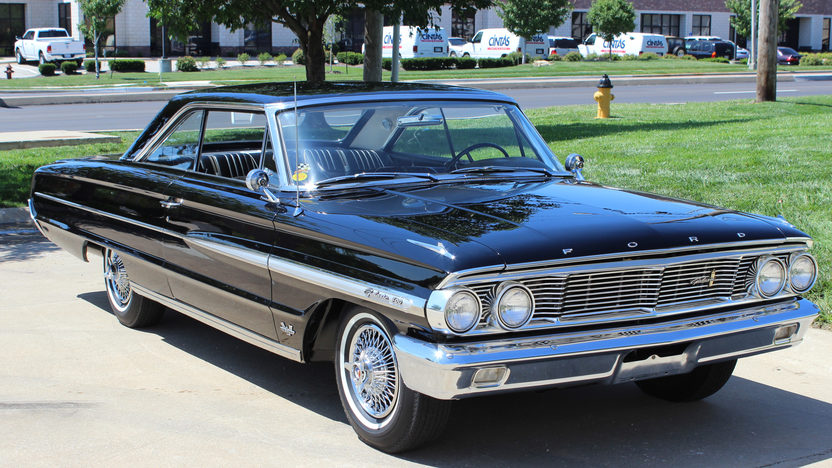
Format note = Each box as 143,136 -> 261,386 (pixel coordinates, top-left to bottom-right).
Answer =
276,101 -> 564,188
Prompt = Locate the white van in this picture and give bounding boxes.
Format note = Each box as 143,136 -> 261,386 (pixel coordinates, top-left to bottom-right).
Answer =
382,26 -> 448,59
578,32 -> 668,57
524,34 -> 549,59
460,28 -> 521,59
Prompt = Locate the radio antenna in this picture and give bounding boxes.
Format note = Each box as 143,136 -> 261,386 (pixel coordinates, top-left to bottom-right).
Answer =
292,80 -> 303,217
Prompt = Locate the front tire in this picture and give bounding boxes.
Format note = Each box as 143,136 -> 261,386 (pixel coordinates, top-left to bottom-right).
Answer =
635,359 -> 737,402
676,49 -> 685,57
16,49 -> 24,64
334,307 -> 451,453
103,249 -> 164,328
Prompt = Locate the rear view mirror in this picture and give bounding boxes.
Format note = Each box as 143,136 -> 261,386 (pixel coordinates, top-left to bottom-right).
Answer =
396,114 -> 444,128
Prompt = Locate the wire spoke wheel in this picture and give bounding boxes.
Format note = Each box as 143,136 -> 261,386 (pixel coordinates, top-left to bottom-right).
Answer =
104,250 -> 132,312
345,323 -> 399,420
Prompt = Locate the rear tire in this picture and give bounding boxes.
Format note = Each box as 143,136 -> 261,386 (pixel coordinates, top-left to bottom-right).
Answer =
103,249 -> 164,328
449,51 -> 457,57
38,52 -> 46,65
635,359 -> 737,402
676,49 -> 685,57
16,49 -> 24,64
334,307 -> 451,453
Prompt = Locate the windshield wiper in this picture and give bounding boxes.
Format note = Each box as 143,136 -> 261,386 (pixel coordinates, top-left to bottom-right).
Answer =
315,172 -> 438,189
450,166 -> 557,177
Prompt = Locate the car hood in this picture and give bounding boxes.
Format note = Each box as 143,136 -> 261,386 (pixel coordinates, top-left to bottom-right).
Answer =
303,179 -> 805,274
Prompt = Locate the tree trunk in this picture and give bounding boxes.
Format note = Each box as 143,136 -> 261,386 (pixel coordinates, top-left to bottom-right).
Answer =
756,0 -> 778,102
304,24 -> 326,83
363,9 -> 383,82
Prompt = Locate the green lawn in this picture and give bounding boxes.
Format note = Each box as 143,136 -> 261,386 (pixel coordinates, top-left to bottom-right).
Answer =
1,97 -> 829,323
2,60 -> 830,89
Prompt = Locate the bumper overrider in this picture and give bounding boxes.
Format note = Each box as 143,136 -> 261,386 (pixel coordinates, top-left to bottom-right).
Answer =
394,298 -> 818,400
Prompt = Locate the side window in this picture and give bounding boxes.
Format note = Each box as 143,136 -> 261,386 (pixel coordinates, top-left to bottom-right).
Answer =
23,31 -> 34,40
471,32 -> 482,44
198,110 -> 267,178
145,111 -> 204,170
585,34 -> 595,45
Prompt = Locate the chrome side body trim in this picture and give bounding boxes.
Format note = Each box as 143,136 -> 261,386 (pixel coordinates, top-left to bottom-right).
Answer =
33,192 -> 185,240
436,238 -> 812,289
132,283 -> 302,362
394,298 -> 818,400
268,256 -> 427,317
185,236 -> 269,269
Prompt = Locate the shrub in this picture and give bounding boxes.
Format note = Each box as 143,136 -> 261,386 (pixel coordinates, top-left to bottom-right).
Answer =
477,57 -> 514,68
336,51 -> 364,65
38,63 -> 57,76
216,57 -> 226,69
800,54 -> 823,66
701,57 -> 730,63
60,61 -> 78,75
620,54 -> 638,61
506,51 -> 531,65
400,57 -> 458,70
113,49 -> 131,58
292,48 -> 305,65
638,52 -> 659,60
274,53 -> 287,64
456,57 -> 476,69
258,52 -> 272,66
382,58 -> 392,70
237,53 -> 250,65
83,59 -> 98,72
584,53 -> 598,61
198,56 -> 211,69
680,54 -> 697,60
662,53 -> 679,59
109,59 -> 145,72
548,54 -> 562,61
176,56 -> 199,72
564,51 -> 583,62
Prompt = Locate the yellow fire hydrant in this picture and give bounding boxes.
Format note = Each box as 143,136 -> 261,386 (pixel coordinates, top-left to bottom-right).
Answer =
593,74 -> 614,118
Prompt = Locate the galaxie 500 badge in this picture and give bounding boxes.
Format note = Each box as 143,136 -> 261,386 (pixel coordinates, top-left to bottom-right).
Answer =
364,287 -> 410,309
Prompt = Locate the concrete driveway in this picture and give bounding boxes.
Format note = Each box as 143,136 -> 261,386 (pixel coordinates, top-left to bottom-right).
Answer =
1,231 -> 831,467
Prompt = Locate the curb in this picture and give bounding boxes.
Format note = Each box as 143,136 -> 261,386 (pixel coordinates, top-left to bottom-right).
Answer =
0,89 -> 185,107
0,207 -> 32,225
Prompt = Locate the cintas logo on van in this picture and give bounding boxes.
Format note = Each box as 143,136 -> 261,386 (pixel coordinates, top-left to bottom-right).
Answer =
602,39 -> 627,50
420,32 -> 444,42
488,36 -> 512,48
383,34 -> 395,46
646,39 -> 664,48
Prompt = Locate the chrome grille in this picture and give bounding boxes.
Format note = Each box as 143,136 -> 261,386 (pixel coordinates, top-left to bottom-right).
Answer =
473,254 -> 774,325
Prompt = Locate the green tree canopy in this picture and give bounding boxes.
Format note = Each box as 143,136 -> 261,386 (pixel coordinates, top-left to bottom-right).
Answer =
725,0 -> 802,37
497,0 -> 573,41
587,0 -> 635,59
79,0 -> 126,78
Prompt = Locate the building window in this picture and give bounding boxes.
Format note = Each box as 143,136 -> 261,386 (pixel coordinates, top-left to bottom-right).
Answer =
0,3 -> 25,56
58,3 -> 72,33
452,9 -> 475,40
640,14 -> 681,37
571,12 -> 592,41
244,22 -> 272,53
823,18 -> 830,51
692,15 -> 711,36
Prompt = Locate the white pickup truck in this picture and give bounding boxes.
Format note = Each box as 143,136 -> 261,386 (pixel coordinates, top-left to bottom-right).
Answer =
14,28 -> 85,65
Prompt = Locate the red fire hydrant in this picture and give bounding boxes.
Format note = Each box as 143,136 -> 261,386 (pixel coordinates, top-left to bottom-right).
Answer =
4,64 -> 14,80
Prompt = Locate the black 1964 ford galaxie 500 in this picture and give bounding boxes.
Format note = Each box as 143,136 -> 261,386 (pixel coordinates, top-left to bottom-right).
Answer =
29,82 -> 819,452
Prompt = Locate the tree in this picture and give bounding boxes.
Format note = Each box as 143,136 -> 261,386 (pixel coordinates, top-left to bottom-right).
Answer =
587,0 -> 636,60
79,0 -> 125,79
726,0 -> 802,38
498,0 -> 572,63
756,0 -> 778,102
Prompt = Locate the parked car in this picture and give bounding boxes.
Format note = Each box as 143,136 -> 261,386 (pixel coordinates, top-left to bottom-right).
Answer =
447,36 -> 467,57
29,82 -> 820,453
579,32 -> 667,57
735,45 -> 749,60
778,46 -> 801,65
685,39 -> 735,60
14,28 -> 85,65
666,35 -> 687,56
548,35 -> 580,57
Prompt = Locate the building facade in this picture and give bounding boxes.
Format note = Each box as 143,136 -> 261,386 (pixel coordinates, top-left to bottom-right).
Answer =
2,0 -> 831,58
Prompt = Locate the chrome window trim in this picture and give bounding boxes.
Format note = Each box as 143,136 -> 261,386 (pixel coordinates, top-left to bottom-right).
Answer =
435,238 -> 812,289
131,102 -> 268,163
267,94 -> 518,112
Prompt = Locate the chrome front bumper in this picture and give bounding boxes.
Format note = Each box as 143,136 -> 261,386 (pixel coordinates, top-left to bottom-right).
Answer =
394,299 -> 818,400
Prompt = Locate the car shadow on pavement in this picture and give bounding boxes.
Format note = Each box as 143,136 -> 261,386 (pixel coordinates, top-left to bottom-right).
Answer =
0,231 -> 60,262
77,290 -> 832,465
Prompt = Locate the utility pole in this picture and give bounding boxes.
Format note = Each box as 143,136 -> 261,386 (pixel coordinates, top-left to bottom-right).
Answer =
391,21 -> 400,82
756,0 -> 778,102
363,9 -> 383,82
749,0 -> 757,70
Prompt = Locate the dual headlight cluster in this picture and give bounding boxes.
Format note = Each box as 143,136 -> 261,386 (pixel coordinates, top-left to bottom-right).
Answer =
755,253 -> 817,298
429,282 -> 534,334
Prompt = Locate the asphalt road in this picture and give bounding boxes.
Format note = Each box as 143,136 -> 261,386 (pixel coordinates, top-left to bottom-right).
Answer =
1,231 -> 832,466
1,80 -> 830,132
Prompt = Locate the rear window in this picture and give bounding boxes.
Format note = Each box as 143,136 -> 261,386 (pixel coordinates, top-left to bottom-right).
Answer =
449,38 -> 466,46
554,38 -> 578,48
39,29 -> 68,38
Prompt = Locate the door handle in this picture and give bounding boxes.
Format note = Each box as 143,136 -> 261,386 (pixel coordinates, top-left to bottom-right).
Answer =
160,199 -> 182,209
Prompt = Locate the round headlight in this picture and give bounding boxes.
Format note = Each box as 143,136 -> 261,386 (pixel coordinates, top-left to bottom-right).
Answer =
789,254 -> 817,293
494,283 -> 534,329
445,290 -> 481,333
756,257 -> 786,298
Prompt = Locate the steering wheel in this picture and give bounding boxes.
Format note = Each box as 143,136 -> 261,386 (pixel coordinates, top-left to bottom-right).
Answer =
447,142 -> 511,168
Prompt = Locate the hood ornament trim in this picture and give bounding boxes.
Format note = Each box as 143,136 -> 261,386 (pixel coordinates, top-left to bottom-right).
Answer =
407,239 -> 456,260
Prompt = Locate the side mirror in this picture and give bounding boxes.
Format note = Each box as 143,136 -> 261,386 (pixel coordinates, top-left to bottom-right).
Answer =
245,169 -> 280,203
564,153 -> 585,181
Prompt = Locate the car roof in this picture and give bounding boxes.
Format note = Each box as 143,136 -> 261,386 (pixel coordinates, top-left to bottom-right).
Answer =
175,82 -> 517,108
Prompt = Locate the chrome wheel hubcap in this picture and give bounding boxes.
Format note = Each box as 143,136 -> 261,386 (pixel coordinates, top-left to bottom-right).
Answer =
345,323 -> 398,419
104,250 -> 131,311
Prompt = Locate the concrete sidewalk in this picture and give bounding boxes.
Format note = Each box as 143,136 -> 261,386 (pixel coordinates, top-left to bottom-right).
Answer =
0,130 -> 120,150
2,70 -> 830,107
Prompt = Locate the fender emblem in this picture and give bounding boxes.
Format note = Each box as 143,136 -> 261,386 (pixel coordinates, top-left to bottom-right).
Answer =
279,322 -> 296,336
690,269 -> 717,288
689,236 -> 699,243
